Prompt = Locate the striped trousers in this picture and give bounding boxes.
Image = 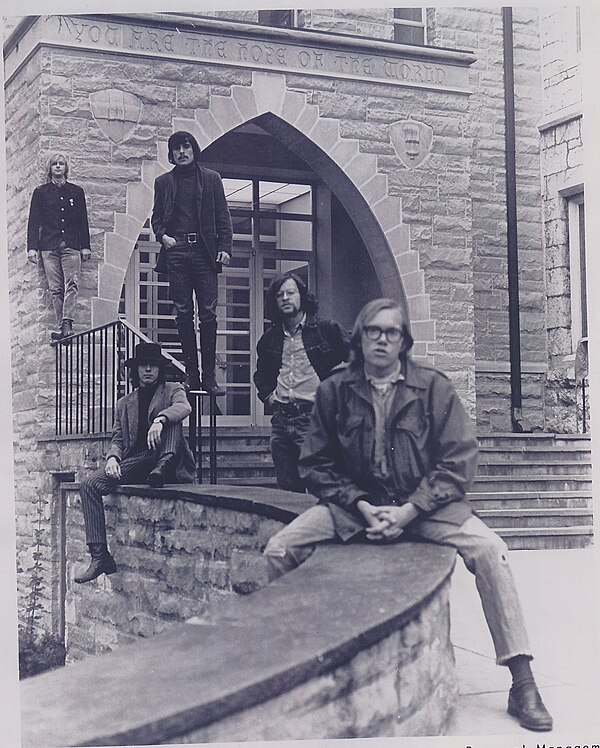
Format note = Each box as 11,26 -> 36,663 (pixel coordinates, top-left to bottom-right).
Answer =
79,425 -> 181,545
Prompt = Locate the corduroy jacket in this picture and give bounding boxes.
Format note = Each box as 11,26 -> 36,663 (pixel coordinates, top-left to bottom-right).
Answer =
106,382 -> 196,483
298,358 -> 479,540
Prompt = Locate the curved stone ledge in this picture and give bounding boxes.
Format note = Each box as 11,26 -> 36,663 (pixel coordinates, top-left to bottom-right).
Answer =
22,485 -> 458,745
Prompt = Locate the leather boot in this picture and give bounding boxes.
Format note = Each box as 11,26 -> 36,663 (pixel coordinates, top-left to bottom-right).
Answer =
507,681 -> 553,731
74,543 -> 117,584
60,319 -> 73,347
147,452 -> 177,488
200,322 -> 225,396
177,318 -> 201,390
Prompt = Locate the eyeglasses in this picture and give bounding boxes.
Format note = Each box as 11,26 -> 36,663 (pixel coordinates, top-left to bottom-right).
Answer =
363,325 -> 403,343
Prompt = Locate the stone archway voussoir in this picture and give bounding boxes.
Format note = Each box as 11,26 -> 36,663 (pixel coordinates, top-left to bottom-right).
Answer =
231,85 -> 260,123
208,94 -> 247,137
252,71 -> 287,116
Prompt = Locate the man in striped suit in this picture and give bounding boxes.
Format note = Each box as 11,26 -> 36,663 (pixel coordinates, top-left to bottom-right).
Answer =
74,342 -> 196,584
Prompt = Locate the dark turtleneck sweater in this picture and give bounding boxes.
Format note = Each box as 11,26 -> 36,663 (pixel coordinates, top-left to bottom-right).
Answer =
168,162 -> 200,235
131,383 -> 159,455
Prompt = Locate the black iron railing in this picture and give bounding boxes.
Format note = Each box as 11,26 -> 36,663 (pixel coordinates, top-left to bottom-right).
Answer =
54,320 -> 218,483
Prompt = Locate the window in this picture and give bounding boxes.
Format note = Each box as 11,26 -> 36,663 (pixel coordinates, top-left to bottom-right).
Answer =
568,194 -> 587,347
257,10 -> 298,29
393,8 -> 426,45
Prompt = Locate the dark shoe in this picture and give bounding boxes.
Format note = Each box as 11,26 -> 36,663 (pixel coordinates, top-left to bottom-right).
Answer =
74,543 -> 117,584
201,378 -> 225,396
147,452 -> 177,488
507,683 -> 553,731
60,319 -> 73,347
185,372 -> 202,392
50,330 -> 63,342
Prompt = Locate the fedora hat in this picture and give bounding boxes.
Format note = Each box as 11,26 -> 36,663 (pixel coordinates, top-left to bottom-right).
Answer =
125,342 -> 168,368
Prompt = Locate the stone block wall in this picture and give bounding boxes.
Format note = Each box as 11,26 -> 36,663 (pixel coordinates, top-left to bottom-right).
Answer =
65,486 -> 280,661
432,7 -> 547,431
170,581 -> 456,742
22,486 -> 459,744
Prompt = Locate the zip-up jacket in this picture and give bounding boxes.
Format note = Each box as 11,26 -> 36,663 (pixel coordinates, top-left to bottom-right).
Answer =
298,358 -> 479,540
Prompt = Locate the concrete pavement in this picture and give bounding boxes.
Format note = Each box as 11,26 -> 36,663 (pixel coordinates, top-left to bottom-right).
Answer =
447,546 -> 600,741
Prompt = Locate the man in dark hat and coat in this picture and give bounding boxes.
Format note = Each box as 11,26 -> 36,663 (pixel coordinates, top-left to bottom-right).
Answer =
74,342 -> 196,584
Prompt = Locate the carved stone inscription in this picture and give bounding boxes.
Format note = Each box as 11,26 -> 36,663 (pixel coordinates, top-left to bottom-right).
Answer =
49,15 -> 470,93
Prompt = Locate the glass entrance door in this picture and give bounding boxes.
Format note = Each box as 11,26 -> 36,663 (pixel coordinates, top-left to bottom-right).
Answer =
121,176 -> 316,426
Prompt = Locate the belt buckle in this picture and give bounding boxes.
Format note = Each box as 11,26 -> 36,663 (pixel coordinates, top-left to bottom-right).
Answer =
187,232 -> 197,244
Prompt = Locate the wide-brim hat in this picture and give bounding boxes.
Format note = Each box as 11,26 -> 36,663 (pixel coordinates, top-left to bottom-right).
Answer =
125,342 -> 168,368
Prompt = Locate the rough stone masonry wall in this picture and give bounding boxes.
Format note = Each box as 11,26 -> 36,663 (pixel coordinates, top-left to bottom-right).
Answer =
64,487 -> 278,661
431,8 -> 547,431
539,6 -> 585,433
5,48 -> 60,636
169,580 -> 456,742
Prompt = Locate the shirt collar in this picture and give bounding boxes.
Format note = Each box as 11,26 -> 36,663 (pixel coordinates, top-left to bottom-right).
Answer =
282,313 -> 306,337
365,361 -> 405,387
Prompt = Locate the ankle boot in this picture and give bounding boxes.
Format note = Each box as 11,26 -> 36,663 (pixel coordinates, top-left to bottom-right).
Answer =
147,452 -> 177,488
74,543 -> 117,584
60,319 -> 73,347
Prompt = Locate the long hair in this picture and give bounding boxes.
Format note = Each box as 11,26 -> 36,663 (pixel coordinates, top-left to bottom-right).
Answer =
349,297 -> 414,366
129,363 -> 167,389
45,153 -> 69,182
264,271 -> 318,323
167,131 -> 202,164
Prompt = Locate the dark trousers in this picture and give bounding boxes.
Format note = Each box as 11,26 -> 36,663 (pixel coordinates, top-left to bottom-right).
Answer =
270,409 -> 312,493
166,246 -> 218,379
79,425 -> 181,544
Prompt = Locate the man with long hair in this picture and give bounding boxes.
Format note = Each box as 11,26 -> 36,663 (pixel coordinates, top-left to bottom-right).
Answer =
264,297 -> 553,732
74,342 -> 196,584
254,271 -> 349,492
151,130 -> 233,395
27,153 -> 91,343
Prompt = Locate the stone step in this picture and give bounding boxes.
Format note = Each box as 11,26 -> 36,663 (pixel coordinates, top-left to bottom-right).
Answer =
478,445 -> 591,463
467,491 -> 591,509
477,433 -> 590,449
472,475 -> 592,493
476,461 -> 592,476
494,526 -> 593,551
477,508 -> 593,529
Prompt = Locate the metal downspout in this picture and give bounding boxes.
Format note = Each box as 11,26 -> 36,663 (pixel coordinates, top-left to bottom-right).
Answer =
502,7 -> 528,432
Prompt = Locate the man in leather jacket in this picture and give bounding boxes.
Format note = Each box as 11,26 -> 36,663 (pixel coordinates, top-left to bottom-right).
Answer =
254,271 -> 349,492
264,297 -> 553,732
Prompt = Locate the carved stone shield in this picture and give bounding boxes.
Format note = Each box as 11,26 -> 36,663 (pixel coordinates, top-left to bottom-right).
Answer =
390,119 -> 433,169
89,89 -> 142,144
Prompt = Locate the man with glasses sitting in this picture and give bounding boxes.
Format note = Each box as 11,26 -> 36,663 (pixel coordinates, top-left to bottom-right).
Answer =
264,297 -> 553,733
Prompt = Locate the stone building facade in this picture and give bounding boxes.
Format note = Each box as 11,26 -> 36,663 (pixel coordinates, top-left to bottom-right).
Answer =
4,9 -> 588,636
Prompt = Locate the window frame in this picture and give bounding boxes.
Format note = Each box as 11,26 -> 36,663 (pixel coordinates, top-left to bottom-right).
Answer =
393,8 -> 426,46
567,192 -> 587,349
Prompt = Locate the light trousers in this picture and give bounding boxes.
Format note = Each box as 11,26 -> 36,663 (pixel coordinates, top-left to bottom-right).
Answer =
264,504 -> 532,665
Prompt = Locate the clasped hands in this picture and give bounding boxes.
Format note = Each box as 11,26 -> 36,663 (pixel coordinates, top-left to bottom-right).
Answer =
356,499 -> 420,541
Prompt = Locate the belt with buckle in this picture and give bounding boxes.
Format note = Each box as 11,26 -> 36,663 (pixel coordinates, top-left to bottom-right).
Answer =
174,232 -> 198,244
274,400 -> 314,417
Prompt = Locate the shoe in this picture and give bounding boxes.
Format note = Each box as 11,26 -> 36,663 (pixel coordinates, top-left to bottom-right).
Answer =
201,378 -> 225,396
50,330 -> 63,343
507,683 -> 553,731
60,319 -> 73,347
147,453 -> 177,488
74,543 -> 117,584
185,373 -> 202,392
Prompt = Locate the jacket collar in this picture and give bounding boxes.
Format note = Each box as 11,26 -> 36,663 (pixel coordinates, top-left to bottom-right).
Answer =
343,357 -> 428,412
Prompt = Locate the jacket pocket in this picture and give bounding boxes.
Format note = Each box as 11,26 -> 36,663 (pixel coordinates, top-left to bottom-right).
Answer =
337,415 -> 365,472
